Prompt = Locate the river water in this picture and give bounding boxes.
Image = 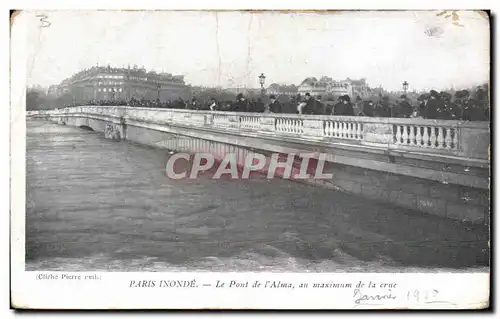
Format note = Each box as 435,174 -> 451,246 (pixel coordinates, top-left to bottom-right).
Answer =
25,120 -> 489,272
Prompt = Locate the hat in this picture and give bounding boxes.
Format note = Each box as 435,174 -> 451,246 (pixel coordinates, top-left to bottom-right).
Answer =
343,95 -> 351,102
305,92 -> 311,97
429,90 -> 439,98
236,93 -> 244,100
440,91 -> 452,100
455,90 -> 470,99
269,95 -> 276,99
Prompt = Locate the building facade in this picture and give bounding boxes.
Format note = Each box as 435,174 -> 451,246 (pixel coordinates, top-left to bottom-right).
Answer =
347,78 -> 370,98
326,80 -> 353,97
298,77 -> 328,96
53,65 -> 190,104
298,76 -> 370,99
267,83 -> 299,96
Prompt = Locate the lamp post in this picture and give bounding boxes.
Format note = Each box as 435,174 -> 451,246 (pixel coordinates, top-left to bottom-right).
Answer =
156,82 -> 161,101
259,73 -> 266,97
402,81 -> 409,95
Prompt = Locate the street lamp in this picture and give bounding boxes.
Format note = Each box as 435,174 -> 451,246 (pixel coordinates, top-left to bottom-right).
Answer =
402,81 -> 409,95
259,73 -> 266,95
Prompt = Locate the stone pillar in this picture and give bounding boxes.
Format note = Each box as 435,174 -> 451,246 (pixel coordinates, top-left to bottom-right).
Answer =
457,122 -> 490,160
259,116 -> 276,132
361,122 -> 393,147
302,119 -> 324,138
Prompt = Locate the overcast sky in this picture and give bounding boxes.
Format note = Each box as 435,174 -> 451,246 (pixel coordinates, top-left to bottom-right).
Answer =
24,10 -> 489,91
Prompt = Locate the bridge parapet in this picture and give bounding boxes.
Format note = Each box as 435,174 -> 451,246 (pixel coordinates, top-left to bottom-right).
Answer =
49,105 -> 489,162
29,106 -> 490,163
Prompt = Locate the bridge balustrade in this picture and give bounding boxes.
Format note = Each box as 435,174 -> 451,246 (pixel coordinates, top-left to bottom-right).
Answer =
29,106 -> 490,161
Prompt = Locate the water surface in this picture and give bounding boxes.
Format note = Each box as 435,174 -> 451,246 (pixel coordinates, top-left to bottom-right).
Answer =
26,120 -> 489,272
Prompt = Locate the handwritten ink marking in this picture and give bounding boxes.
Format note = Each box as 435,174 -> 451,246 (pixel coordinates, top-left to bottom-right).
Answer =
353,289 -> 397,305
425,26 -> 443,37
36,14 -> 51,28
407,289 -> 440,303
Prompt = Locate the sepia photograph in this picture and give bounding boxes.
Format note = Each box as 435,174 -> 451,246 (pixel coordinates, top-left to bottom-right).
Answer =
11,8 -> 491,309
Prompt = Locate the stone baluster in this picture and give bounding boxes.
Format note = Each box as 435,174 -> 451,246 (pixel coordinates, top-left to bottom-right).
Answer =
445,127 -> 453,149
429,126 -> 437,148
408,126 -> 415,145
452,128 -> 459,150
422,126 -> 430,147
356,122 -> 362,140
395,125 -> 402,144
402,125 -> 409,145
436,127 -> 445,149
415,126 -> 422,146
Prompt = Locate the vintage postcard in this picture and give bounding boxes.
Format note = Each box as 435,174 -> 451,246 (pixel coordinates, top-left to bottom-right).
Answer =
10,9 -> 490,309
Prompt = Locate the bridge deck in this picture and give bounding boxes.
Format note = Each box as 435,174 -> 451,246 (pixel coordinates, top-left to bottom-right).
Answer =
26,120 -> 489,272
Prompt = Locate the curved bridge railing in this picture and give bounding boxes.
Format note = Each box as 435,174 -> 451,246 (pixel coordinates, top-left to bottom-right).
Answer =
28,106 -> 490,163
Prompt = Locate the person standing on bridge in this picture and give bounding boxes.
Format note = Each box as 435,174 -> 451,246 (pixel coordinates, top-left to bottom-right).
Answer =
362,100 -> 375,117
209,97 -> 218,111
300,93 -> 317,115
332,95 -> 354,116
232,93 -> 249,112
394,95 -> 413,118
423,90 -> 444,119
268,95 -> 282,113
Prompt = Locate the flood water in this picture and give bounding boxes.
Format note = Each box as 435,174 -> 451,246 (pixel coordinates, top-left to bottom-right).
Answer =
26,120 -> 489,272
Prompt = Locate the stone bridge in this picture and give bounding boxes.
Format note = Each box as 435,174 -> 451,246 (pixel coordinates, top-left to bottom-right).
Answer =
28,106 -> 490,224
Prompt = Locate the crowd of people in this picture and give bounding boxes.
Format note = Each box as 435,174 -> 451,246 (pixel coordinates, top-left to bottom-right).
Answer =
71,87 -> 489,121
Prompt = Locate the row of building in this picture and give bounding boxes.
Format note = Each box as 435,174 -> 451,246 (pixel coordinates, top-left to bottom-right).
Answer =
48,65 -> 190,103
46,65 -> 374,103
